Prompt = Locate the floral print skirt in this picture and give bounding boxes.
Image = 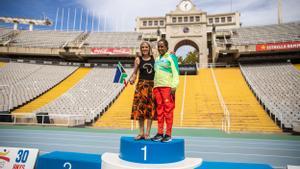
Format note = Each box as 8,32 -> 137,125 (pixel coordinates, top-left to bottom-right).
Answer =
131,79 -> 156,120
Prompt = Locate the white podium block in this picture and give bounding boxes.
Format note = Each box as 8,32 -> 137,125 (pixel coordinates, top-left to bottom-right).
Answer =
101,153 -> 202,169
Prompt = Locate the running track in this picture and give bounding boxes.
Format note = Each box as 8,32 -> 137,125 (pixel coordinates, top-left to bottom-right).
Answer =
0,128 -> 300,169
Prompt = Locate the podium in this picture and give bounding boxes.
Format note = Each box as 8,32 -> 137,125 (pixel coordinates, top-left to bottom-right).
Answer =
36,136 -> 274,169
36,151 -> 101,169
101,136 -> 202,169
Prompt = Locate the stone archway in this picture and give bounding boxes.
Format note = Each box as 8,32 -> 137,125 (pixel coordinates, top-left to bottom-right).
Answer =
173,39 -> 200,64
174,39 -> 199,52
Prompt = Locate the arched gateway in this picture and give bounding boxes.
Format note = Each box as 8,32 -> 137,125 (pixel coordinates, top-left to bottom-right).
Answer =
135,0 -> 240,67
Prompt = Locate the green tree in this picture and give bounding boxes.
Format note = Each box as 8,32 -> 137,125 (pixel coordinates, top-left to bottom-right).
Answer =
183,51 -> 198,64
177,56 -> 184,64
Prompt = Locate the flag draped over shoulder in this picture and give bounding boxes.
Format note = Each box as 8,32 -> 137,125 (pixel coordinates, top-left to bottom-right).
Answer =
113,62 -> 128,85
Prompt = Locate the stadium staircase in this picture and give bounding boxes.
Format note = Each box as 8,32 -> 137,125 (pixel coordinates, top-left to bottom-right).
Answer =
67,32 -> 89,48
214,68 -> 281,132
173,69 -> 223,128
94,69 -> 224,129
93,82 -> 136,128
12,67 -> 91,113
93,67 -> 281,133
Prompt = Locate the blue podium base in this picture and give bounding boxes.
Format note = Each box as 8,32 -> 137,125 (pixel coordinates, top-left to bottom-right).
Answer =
102,152 -> 202,169
197,161 -> 273,169
120,136 -> 185,164
36,151 -> 101,169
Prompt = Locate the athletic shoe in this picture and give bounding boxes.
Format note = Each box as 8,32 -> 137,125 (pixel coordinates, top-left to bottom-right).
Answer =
161,134 -> 172,143
151,133 -> 164,142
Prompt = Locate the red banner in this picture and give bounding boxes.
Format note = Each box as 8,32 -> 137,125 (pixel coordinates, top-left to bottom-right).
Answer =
91,48 -> 132,55
256,41 -> 300,51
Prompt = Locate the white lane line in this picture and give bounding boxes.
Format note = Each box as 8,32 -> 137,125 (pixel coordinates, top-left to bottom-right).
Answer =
2,129 -> 299,144
0,131 -> 127,139
187,150 -> 300,159
184,139 -> 300,147
183,136 -> 300,143
0,135 -> 120,144
0,140 -> 118,150
186,144 -> 300,152
2,130 -> 299,147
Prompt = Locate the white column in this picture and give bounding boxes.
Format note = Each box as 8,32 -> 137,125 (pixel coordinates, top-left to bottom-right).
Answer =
29,23 -> 33,31
13,22 -> 18,30
54,8 -> 59,31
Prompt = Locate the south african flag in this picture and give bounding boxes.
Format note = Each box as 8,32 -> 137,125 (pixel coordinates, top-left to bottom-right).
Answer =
113,62 -> 128,85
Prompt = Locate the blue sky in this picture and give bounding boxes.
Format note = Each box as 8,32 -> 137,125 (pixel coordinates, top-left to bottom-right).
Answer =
1,0 -> 300,31
1,0 -> 299,57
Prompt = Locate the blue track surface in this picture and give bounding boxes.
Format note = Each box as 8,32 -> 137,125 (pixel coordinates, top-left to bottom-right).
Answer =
0,128 -> 300,169
198,161 -> 273,169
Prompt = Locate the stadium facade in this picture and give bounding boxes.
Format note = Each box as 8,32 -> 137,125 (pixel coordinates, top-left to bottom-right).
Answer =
136,0 -> 240,67
0,0 -> 299,66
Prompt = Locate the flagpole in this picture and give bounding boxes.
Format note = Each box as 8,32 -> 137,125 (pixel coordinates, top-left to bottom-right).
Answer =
104,12 -> 107,32
98,15 -> 100,32
85,9 -> 89,32
54,8 -> 59,31
278,0 -> 282,24
79,8 -> 83,31
67,8 -> 70,32
61,8 -> 64,31
73,8 -> 77,31
91,10 -> 94,32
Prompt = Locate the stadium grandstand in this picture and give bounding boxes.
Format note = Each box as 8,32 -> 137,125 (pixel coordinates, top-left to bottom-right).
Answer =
0,0 -> 300,168
0,16 -> 299,132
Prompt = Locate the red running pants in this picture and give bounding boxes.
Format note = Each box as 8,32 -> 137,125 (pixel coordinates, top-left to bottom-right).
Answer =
153,87 -> 175,136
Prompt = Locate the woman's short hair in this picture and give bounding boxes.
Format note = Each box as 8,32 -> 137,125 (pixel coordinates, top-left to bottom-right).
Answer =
158,39 -> 169,50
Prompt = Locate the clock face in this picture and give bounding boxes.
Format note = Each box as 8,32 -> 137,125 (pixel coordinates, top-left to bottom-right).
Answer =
179,1 -> 192,11
183,27 -> 189,33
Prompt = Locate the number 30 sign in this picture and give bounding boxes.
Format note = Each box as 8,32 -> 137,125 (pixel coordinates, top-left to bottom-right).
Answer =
0,147 -> 39,169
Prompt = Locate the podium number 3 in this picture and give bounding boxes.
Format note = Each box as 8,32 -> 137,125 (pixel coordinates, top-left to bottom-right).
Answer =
141,145 -> 147,161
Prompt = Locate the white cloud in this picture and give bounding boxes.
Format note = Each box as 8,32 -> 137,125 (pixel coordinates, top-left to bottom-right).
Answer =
77,0 -> 179,31
196,0 -> 300,26
78,0 -> 300,31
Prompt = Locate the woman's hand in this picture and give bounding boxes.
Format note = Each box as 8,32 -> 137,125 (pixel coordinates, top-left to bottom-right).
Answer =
129,78 -> 135,85
171,88 -> 176,95
129,74 -> 136,85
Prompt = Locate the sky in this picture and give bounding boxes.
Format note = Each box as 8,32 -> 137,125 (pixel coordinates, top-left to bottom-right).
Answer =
0,0 -> 300,57
1,0 -> 300,31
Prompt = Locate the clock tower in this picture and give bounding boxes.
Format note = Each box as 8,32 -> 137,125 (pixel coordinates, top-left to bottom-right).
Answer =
179,0 -> 193,12
135,0 -> 240,66
165,0 -> 208,66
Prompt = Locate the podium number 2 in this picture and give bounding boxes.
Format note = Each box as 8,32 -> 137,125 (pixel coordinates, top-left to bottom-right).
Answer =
141,145 -> 147,161
64,162 -> 72,169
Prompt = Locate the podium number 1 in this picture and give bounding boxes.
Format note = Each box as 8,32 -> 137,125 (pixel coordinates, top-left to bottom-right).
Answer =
141,145 -> 147,161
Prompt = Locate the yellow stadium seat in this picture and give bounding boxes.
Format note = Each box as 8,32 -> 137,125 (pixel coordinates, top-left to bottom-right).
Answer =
93,83 -> 136,129
0,62 -> 6,68
13,68 -> 91,114
294,64 -> 300,70
214,67 -> 281,133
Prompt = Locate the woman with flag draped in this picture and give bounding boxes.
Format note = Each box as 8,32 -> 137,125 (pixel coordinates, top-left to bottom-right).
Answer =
129,41 -> 156,140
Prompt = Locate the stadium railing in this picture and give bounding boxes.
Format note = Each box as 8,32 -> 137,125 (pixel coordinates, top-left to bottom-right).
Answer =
210,67 -> 231,133
0,112 -> 85,126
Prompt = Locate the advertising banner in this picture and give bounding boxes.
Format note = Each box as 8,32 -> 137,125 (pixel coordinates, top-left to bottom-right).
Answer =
91,48 -> 132,55
256,41 -> 300,51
